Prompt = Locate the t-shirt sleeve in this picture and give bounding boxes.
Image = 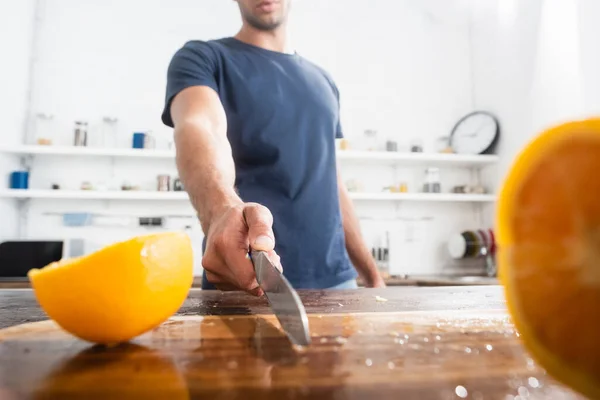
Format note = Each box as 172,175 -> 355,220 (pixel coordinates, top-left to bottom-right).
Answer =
328,78 -> 344,139
161,42 -> 219,127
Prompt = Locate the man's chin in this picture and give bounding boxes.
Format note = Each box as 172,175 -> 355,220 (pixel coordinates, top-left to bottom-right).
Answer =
245,15 -> 284,31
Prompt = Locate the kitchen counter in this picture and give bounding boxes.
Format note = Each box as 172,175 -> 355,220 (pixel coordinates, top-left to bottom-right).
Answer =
356,275 -> 498,287
0,275 -> 499,290
0,288 -> 581,399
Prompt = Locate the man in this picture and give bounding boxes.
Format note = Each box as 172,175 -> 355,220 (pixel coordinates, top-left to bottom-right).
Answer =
161,0 -> 385,294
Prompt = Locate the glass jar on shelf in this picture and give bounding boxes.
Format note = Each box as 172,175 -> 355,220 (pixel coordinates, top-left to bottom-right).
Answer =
363,129 -> 379,151
33,113 -> 55,145
410,138 -> 424,153
423,167 -> 441,193
100,116 -> 119,148
435,136 -> 452,153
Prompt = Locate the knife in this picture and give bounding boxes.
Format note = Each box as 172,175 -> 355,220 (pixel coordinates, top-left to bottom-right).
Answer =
249,250 -> 311,346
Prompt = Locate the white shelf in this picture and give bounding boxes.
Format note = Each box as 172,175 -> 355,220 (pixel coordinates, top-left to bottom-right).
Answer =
0,145 -> 498,166
337,150 -> 498,166
0,189 -> 188,200
348,192 -> 496,202
0,145 -> 175,158
0,189 -> 495,203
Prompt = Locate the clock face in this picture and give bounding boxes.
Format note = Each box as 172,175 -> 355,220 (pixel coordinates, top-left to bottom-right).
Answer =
450,112 -> 498,154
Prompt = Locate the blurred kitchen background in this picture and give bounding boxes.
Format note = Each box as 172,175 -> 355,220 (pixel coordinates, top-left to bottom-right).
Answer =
0,0 -> 598,284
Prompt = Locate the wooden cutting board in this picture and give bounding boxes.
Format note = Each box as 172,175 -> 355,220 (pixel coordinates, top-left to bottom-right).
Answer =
0,310 -> 582,399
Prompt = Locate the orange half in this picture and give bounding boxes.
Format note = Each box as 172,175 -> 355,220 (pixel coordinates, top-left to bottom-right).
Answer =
28,232 -> 194,344
497,118 -> 600,398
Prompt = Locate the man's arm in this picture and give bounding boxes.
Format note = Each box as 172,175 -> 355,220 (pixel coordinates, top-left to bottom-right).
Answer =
337,168 -> 386,288
171,86 -> 279,295
172,86 -> 240,230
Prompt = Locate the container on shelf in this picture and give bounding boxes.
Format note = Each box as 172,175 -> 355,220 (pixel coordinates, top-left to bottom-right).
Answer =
73,121 -> 88,147
157,175 -> 171,192
410,138 -> 424,153
100,116 -> 119,148
363,129 -> 379,151
132,132 -> 146,149
423,167 -> 441,193
33,113 -> 55,145
173,178 -> 184,191
385,140 -> 398,152
435,136 -> 452,153
339,139 -> 350,150
144,132 -> 156,149
9,171 -> 29,189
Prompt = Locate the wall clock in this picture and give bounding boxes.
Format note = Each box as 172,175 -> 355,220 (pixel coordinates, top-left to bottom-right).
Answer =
449,111 -> 500,155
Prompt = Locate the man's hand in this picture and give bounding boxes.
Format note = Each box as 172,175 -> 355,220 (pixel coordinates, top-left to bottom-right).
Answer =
365,275 -> 387,288
202,202 -> 281,296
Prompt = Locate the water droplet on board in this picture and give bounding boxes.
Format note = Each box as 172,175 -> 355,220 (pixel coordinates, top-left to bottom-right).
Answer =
388,361 -> 395,369
527,377 -> 539,388
464,347 -> 472,354
404,334 -> 409,340
526,358 -> 534,366
435,335 -> 441,341
365,358 -> 373,367
423,337 -> 429,342
434,347 -> 440,354
518,387 -> 529,397
455,385 -> 468,398
334,337 -> 347,344
485,344 -> 493,351
395,338 -> 405,345
320,338 -> 328,343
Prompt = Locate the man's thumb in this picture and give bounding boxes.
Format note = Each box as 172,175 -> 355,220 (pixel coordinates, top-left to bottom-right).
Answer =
243,203 -> 275,251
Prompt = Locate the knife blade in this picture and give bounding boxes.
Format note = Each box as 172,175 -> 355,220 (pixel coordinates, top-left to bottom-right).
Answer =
250,250 -> 311,346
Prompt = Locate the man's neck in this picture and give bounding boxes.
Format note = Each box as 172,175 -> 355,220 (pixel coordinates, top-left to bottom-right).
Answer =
234,24 -> 293,54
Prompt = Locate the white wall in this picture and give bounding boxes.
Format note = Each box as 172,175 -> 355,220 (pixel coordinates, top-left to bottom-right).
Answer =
0,0 -> 498,277
472,0 -> 600,190
0,0 -> 36,240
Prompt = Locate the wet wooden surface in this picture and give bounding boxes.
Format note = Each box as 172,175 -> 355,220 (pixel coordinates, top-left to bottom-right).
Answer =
0,287 -> 582,399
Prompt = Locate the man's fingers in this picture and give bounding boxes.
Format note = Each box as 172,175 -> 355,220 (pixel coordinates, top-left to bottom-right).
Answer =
243,203 -> 275,251
205,269 -> 225,285
223,249 -> 264,295
267,250 -> 282,273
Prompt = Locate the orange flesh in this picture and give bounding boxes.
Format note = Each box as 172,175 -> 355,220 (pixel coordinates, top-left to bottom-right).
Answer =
27,232 -> 194,344
498,120 -> 600,399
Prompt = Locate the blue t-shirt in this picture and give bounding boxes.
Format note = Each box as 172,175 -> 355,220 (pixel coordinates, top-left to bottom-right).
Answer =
162,37 -> 356,289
